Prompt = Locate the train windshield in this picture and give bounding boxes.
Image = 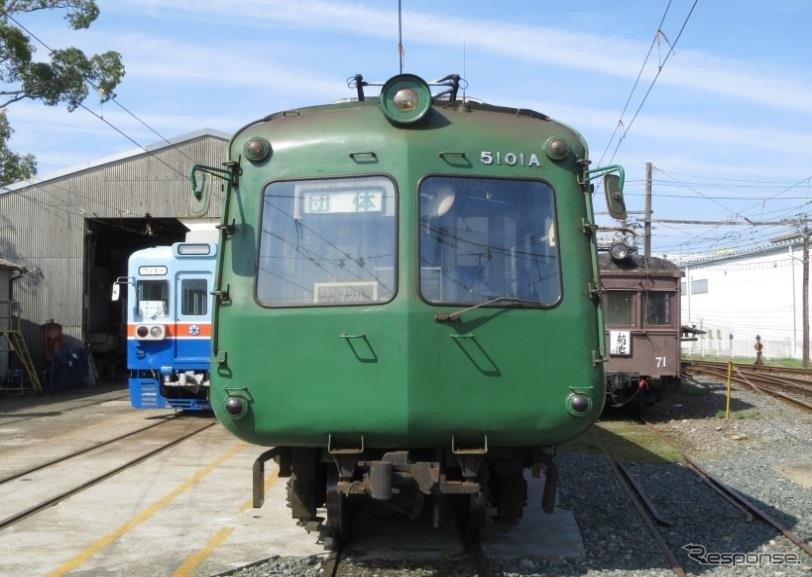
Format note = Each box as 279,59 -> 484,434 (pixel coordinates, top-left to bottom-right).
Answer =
257,176 -> 396,307
137,280 -> 169,318
419,176 -> 560,306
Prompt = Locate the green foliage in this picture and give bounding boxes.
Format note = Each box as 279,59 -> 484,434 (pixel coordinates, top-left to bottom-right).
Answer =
0,110 -> 35,185
0,1 -> 124,183
1,1 -> 99,30
715,408 -> 762,420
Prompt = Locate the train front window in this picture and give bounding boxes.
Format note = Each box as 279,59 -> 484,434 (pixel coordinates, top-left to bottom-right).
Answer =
257,176 -> 396,307
645,292 -> 672,326
137,280 -> 168,318
419,176 -> 560,306
606,291 -> 634,326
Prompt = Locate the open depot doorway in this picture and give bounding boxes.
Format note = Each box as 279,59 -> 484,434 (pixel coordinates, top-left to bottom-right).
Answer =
83,217 -> 187,383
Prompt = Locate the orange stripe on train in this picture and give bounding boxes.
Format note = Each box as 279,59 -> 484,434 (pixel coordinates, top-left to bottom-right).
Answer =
127,323 -> 212,338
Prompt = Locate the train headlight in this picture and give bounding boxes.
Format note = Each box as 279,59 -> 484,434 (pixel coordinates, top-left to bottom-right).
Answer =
135,324 -> 165,340
244,137 -> 271,163
393,88 -> 418,111
379,74 -> 431,125
224,396 -> 248,419
544,137 -> 570,161
567,393 -> 592,416
610,242 -> 630,261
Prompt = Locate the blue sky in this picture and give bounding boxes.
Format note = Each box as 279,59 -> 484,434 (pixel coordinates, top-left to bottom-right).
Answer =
4,0 -> 812,258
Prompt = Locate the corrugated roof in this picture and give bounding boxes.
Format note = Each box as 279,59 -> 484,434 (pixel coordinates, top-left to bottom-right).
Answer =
0,128 -> 230,195
676,238 -> 804,268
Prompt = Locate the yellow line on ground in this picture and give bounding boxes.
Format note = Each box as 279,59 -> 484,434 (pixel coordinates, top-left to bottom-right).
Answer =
171,464 -> 280,576
44,442 -> 247,577
170,526 -> 234,577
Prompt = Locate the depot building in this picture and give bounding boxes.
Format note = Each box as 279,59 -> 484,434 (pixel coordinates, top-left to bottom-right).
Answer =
0,130 -> 228,383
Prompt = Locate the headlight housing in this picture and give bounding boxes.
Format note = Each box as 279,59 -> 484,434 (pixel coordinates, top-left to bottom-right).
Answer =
379,74 -> 432,125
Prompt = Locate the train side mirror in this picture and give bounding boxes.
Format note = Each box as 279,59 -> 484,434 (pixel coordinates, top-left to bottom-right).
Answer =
604,174 -> 627,220
112,276 -> 132,302
189,169 -> 212,218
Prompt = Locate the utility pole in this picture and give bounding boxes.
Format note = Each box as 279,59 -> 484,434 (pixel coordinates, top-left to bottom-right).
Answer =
644,162 -> 652,258
804,222 -> 809,367
772,218 -> 810,366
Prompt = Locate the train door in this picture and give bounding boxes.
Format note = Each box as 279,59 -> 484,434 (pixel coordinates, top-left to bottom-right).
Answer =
173,271 -> 211,367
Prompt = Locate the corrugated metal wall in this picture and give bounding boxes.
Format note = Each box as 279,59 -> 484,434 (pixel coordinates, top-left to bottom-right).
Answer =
0,133 -> 227,366
0,269 -> 10,381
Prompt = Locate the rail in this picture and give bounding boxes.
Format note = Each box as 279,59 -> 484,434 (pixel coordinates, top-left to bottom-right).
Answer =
591,428 -> 687,577
0,418 -> 215,530
683,360 -> 812,412
0,413 -> 178,484
640,419 -> 812,558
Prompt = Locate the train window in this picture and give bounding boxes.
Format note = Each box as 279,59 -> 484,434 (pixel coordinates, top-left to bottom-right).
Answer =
256,176 -> 396,307
137,280 -> 168,318
419,176 -> 560,306
645,292 -> 672,326
605,291 -> 634,326
181,279 -> 208,316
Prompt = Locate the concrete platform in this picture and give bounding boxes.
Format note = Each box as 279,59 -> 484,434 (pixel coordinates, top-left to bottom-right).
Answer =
0,391 -> 583,576
483,474 -> 584,559
343,472 -> 583,561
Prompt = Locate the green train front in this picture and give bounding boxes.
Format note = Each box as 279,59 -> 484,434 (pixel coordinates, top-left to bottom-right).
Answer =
191,74 -> 625,536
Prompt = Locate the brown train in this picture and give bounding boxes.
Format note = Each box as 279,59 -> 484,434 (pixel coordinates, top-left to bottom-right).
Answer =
599,244 -> 684,408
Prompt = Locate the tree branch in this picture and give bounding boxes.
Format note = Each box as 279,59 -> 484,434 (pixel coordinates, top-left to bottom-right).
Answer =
0,93 -> 29,107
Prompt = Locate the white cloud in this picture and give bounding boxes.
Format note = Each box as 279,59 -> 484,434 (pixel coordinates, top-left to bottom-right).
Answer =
108,0 -> 812,114
514,99 -> 812,161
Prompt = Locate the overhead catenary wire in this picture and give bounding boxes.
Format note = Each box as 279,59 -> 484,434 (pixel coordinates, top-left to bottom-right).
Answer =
651,170 -> 812,186
4,14 -> 199,182
603,0 -> 700,166
633,163 -> 811,259
597,0 -> 673,167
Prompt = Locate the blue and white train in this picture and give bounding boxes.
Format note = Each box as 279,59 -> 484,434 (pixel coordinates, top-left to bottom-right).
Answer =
118,241 -> 216,410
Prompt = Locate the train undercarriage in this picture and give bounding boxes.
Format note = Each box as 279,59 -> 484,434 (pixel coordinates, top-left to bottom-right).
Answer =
253,445 -> 558,544
606,372 -> 663,408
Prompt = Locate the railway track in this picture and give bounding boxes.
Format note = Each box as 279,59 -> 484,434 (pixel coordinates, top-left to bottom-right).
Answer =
595,419 -> 811,574
591,428 -> 688,577
683,360 -> 812,412
0,391 -> 131,426
639,418 -> 812,559
0,415 -> 215,530
0,414 -> 179,484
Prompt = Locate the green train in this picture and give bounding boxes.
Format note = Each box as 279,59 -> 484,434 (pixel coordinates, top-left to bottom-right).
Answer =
190,73 -> 626,542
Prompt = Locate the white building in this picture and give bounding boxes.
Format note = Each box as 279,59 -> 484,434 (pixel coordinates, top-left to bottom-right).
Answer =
680,240 -> 804,360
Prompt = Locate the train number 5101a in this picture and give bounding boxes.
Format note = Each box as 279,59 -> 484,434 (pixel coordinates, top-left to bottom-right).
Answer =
480,150 -> 541,167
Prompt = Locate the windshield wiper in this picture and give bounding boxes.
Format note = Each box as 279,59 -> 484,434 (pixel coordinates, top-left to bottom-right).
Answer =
434,296 -> 539,323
